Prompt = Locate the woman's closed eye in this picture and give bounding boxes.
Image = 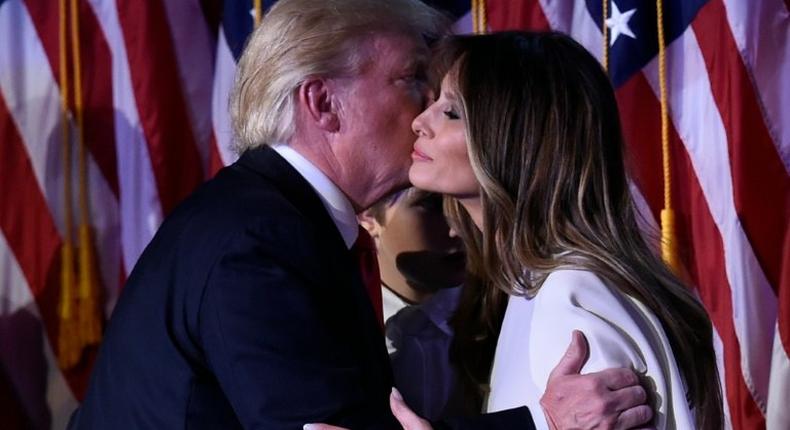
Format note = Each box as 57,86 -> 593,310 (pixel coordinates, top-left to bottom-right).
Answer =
443,109 -> 460,120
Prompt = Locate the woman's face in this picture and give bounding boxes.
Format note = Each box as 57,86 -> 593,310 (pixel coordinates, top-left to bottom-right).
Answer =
408,73 -> 479,199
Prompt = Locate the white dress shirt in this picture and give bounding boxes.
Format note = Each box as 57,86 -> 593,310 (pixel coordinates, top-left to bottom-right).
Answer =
486,269 -> 696,430
382,287 -> 411,354
272,144 -> 358,248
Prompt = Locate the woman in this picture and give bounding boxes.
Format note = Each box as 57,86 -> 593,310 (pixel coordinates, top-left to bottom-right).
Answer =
409,31 -> 722,429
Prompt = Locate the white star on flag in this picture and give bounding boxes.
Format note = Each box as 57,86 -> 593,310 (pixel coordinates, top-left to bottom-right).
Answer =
605,1 -> 637,46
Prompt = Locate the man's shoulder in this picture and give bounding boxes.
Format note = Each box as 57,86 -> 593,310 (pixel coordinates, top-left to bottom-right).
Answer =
174,164 -> 316,236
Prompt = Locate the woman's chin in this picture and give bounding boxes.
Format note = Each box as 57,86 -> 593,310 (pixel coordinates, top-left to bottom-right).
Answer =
408,169 -> 436,192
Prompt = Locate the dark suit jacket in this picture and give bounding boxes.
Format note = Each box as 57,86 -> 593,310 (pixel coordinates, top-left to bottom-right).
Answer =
69,146 -> 533,429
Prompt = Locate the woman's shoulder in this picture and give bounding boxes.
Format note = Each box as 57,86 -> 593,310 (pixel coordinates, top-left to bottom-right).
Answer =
532,269 -> 623,310
526,268 -> 665,373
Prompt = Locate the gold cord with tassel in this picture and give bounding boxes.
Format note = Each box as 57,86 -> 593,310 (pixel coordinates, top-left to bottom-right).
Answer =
72,0 -> 103,347
58,0 -> 80,369
58,0 -> 104,370
656,0 -> 678,272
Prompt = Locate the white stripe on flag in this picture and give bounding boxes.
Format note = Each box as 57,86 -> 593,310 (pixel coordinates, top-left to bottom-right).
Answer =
538,0 -> 603,61
212,27 -> 240,167
767,324 -> 790,429
452,11 -> 473,34
713,325 -> 735,430
721,0 -> 790,172
86,0 -> 164,273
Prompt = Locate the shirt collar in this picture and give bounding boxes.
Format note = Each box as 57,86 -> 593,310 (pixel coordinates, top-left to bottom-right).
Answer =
272,144 -> 358,249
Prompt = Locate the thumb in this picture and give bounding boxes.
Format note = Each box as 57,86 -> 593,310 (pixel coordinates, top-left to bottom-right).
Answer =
390,388 -> 430,430
549,330 -> 589,378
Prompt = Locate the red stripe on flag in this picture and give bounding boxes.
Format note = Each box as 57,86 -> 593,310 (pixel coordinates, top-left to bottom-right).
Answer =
692,0 -> 787,298
617,72 -> 765,429
616,77 -> 663,224
0,93 -> 96,401
117,0 -> 204,214
23,0 -> 120,197
488,0 -> 551,31
782,230 -> 790,356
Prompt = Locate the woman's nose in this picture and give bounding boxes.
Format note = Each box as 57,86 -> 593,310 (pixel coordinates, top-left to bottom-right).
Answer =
412,110 -> 432,138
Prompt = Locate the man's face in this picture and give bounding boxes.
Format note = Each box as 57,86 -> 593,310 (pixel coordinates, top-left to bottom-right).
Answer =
377,191 -> 466,293
333,33 -> 430,208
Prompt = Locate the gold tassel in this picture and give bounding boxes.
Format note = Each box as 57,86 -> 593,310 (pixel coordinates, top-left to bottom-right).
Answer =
78,225 -> 103,345
661,209 -> 679,272
59,242 -> 81,369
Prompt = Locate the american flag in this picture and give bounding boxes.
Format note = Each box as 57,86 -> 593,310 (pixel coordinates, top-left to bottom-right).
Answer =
0,0 -> 786,429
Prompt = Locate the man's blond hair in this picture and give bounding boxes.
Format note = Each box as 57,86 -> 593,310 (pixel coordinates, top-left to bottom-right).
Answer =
229,0 -> 446,152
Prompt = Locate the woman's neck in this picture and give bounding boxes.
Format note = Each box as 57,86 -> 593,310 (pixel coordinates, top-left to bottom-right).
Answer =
458,196 -> 484,230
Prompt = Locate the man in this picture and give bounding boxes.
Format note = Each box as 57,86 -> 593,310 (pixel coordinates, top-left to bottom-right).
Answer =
360,189 -> 466,420
69,0 -> 652,428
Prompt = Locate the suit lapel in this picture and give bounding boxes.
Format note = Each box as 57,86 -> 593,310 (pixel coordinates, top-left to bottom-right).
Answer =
233,145 -> 388,361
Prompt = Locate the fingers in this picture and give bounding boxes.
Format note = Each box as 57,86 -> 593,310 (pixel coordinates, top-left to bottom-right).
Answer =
595,367 -> 640,390
608,385 -> 648,412
390,388 -> 432,430
614,405 -> 654,430
548,330 -> 590,379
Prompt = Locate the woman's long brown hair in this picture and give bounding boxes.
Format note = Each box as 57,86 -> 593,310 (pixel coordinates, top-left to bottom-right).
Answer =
439,31 -> 722,429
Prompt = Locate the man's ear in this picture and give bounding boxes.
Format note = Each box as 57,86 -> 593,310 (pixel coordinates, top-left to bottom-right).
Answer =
298,77 -> 339,132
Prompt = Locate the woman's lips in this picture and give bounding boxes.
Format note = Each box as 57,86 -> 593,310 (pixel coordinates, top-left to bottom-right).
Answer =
411,147 -> 433,161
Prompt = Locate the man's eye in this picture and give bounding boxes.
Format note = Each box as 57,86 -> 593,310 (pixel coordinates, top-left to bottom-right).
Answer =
443,110 -> 460,120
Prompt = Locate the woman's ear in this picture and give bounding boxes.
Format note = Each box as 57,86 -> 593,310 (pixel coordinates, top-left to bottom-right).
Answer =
297,77 -> 340,132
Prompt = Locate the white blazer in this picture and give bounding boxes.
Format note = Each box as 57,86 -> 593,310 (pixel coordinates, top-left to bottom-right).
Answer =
486,269 -> 696,430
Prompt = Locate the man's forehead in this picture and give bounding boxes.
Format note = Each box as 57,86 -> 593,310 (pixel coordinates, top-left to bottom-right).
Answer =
368,32 -> 428,60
